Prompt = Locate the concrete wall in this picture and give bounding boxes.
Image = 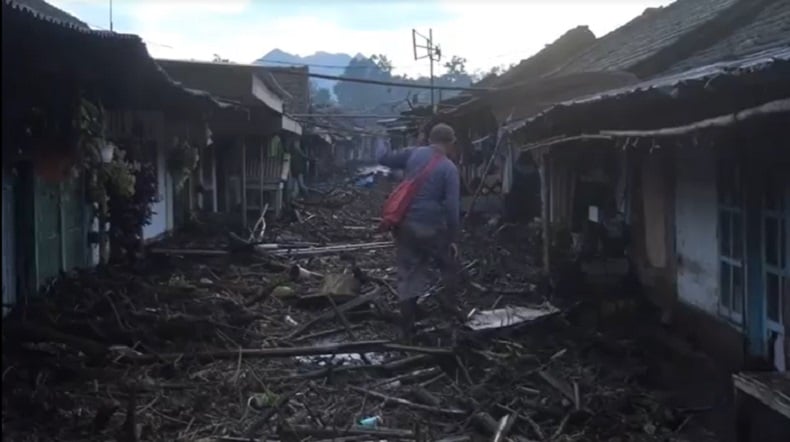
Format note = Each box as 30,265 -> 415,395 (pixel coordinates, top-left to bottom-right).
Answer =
674,146 -> 720,315
143,144 -> 172,240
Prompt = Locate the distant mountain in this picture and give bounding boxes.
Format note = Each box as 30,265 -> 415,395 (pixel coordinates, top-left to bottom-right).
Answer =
255,49 -> 355,97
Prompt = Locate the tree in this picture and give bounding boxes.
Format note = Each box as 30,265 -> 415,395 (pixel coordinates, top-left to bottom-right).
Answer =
444,56 -> 467,76
334,55 -> 395,110
370,54 -> 393,74
313,88 -> 333,107
309,79 -> 335,107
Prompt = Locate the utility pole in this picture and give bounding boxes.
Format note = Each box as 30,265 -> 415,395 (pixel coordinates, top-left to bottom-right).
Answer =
109,0 -> 114,31
412,28 -> 442,114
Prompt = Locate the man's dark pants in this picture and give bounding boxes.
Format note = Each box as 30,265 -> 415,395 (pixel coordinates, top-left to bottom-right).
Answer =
394,221 -> 460,335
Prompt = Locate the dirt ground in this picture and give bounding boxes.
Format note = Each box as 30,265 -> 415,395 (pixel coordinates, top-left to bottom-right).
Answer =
1,181 -> 723,441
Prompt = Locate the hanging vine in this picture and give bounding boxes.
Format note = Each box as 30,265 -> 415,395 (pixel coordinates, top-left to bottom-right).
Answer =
74,97 -> 139,216
73,95 -> 147,263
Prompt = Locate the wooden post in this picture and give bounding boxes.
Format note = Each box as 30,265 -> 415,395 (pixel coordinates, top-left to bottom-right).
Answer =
258,136 -> 266,215
211,146 -> 218,213
241,136 -> 247,228
540,152 -> 550,275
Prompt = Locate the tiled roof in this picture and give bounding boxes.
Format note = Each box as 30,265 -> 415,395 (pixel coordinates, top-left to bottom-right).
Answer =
3,0 -> 231,113
4,0 -> 88,30
668,0 -> 790,73
478,26 -> 596,88
2,0 -> 136,39
549,0 -> 740,77
514,47 -> 790,140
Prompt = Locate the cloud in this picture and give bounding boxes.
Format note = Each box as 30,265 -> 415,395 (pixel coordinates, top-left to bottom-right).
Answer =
47,0 -> 673,78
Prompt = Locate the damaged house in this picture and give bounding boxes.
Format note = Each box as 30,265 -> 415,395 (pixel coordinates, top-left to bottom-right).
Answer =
512,0 -> 790,375
1,0 -> 232,313
156,60 -> 307,222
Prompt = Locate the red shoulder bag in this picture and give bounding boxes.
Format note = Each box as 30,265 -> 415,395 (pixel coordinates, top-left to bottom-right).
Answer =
380,154 -> 443,231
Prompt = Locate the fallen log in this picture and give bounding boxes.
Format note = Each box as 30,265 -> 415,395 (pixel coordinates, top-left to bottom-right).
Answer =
266,241 -> 393,257
4,322 -> 109,359
149,247 -> 228,256
121,339 -> 453,363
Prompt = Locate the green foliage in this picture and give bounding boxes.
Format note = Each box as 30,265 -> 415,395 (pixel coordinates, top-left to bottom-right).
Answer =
332,53 -> 473,111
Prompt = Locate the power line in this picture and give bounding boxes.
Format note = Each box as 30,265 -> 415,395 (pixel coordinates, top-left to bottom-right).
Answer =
260,58 -> 423,71
155,59 -> 493,92
281,69 -> 489,91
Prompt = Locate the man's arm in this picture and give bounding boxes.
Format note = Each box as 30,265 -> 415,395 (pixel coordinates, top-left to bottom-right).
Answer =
444,164 -> 461,242
377,144 -> 413,170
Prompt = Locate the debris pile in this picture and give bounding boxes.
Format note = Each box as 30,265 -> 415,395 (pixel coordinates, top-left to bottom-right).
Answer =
2,182 -> 708,441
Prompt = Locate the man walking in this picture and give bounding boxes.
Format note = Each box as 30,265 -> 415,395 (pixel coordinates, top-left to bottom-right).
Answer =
377,123 -> 462,337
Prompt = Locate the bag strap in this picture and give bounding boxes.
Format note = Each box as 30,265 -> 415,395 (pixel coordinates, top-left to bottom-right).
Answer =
413,153 -> 443,186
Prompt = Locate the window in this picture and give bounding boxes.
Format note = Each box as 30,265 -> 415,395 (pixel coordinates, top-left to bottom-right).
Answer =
718,158 -> 744,323
763,171 -> 787,333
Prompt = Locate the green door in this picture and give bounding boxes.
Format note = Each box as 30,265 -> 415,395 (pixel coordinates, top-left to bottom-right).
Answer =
34,176 -> 62,289
61,174 -> 87,271
33,174 -> 88,291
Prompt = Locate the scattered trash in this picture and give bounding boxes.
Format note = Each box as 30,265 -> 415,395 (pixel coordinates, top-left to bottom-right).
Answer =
359,415 -> 382,428
271,285 -> 296,298
465,303 -> 560,331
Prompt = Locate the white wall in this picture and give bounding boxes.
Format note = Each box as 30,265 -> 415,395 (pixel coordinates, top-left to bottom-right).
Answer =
143,144 -> 171,240
674,147 -> 720,315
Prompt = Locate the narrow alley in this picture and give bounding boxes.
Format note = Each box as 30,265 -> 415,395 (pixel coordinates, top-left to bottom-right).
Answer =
2,178 -> 720,441
2,0 -> 789,441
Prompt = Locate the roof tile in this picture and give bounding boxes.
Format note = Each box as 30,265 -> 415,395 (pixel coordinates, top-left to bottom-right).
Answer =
668,0 -> 790,72
551,0 -> 739,76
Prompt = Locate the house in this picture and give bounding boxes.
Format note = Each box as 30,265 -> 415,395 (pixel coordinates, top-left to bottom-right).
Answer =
510,0 -> 790,373
1,0 -> 229,313
156,60 -> 305,221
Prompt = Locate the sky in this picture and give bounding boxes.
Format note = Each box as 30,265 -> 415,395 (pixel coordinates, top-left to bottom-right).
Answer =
48,0 -> 674,78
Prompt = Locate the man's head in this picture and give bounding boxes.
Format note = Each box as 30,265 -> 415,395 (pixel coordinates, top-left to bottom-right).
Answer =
428,123 -> 456,153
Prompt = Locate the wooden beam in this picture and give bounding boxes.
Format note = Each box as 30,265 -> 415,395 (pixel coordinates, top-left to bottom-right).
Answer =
240,136 -> 247,228
600,98 -> 790,138
733,372 -> 790,419
211,146 -> 218,213
517,98 -> 790,152
539,155 -> 550,274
